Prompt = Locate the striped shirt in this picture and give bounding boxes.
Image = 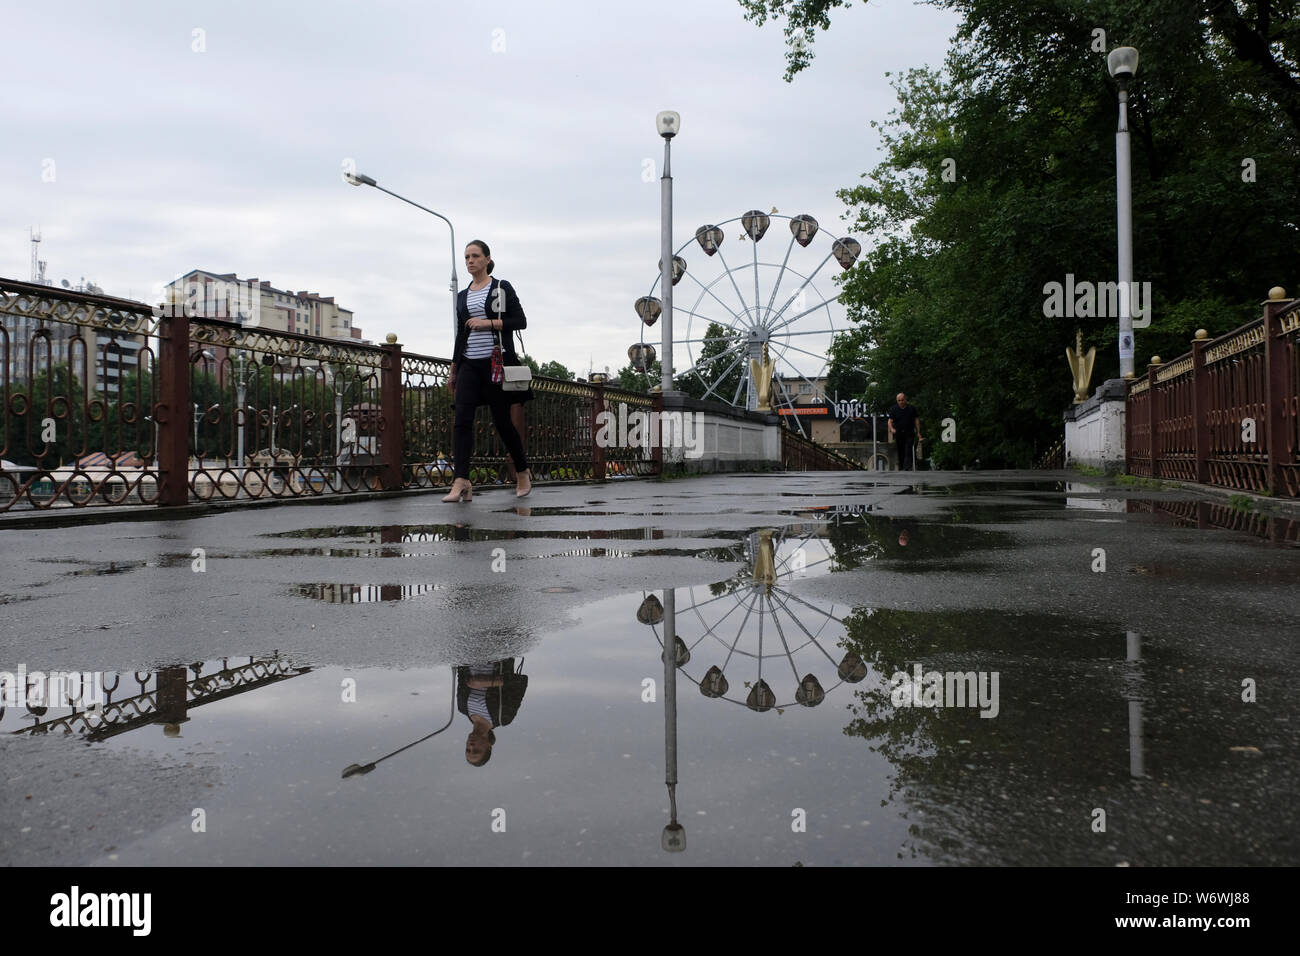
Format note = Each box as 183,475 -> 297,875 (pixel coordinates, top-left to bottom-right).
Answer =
466,664 -> 495,720
463,286 -> 496,359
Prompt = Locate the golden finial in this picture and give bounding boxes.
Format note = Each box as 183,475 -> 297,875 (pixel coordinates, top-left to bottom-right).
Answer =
1065,328 -> 1096,404
750,343 -> 776,412
1194,329 -> 1208,339
385,333 -> 398,344
1267,287 -> 1286,300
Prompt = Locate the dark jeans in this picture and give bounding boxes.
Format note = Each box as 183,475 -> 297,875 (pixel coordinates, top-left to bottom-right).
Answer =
895,433 -> 915,470
453,358 -> 529,480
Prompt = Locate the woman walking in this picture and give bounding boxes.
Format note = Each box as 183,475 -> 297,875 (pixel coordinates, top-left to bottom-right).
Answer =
444,240 -> 532,501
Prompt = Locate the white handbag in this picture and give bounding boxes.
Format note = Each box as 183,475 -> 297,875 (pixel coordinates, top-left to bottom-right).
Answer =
495,295 -> 532,391
502,363 -> 532,391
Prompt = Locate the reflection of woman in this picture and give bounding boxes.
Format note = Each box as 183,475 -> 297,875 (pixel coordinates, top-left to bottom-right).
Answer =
444,240 -> 532,502
456,658 -> 528,767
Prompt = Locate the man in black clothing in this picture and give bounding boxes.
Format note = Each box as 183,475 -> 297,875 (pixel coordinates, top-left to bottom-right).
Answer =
887,393 -> 921,470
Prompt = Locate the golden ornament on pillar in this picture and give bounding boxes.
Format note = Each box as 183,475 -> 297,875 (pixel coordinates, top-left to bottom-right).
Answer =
750,343 -> 776,412
1066,329 -> 1096,404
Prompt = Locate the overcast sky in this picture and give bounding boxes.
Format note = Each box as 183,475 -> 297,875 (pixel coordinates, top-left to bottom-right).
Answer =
4,0 -> 960,379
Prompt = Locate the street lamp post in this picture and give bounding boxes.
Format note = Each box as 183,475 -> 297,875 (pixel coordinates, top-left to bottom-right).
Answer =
657,111 -> 680,395
346,171 -> 458,353
324,364 -> 344,489
1108,46 -> 1139,379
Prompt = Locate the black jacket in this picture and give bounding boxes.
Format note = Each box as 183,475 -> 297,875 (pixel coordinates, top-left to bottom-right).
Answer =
456,658 -> 528,728
451,278 -> 526,369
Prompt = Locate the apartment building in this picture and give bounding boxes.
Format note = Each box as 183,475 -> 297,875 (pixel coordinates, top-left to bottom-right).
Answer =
163,269 -> 364,344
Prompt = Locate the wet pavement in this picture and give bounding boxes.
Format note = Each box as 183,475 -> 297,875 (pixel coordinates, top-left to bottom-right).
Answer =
1,471 -> 1297,866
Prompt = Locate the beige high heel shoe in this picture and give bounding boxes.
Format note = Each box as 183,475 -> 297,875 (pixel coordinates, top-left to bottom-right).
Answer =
442,479 -> 472,502
515,469 -> 532,498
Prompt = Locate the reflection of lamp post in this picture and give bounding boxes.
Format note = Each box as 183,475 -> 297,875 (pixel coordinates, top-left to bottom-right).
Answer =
661,587 -> 686,852
656,111 -> 680,396
1124,629 -> 1145,779
346,171 -> 458,354
1107,46 -> 1139,379
342,669 -> 456,778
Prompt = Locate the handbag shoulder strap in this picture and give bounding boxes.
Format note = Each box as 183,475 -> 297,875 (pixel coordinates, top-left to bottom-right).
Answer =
490,278 -> 524,354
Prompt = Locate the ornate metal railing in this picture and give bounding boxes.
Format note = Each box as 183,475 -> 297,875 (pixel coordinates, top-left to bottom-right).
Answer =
0,277 -> 663,511
781,428 -> 862,471
1126,290 -> 1299,496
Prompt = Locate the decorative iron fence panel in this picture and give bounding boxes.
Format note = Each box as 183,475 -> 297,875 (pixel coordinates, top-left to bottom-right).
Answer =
1125,293 -> 1300,497
0,278 -> 665,512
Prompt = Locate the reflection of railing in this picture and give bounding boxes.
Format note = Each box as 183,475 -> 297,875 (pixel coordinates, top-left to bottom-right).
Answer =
4,655 -> 311,740
782,429 -> 861,471
1126,292 -> 1300,496
0,278 -> 663,511
1126,498 -> 1299,545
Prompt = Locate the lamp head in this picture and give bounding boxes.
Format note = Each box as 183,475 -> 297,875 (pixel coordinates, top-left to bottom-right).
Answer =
345,171 -> 378,187
1107,47 -> 1139,83
656,111 -> 680,140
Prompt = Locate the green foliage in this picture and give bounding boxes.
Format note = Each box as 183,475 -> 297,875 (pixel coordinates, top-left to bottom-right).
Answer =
616,359 -> 660,393
1227,493 -> 1255,512
777,0 -> 1300,467
1072,464 -> 1105,477
737,0 -> 846,81
537,358 -> 572,380
1116,473 -> 1170,489
678,322 -> 744,402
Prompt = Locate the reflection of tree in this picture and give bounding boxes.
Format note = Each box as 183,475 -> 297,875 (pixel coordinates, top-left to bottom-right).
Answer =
839,608 -> 1175,865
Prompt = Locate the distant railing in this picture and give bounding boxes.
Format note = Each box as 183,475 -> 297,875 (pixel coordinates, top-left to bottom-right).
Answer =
1126,289 -> 1299,497
782,428 -> 861,471
1037,435 -> 1065,470
0,277 -> 660,512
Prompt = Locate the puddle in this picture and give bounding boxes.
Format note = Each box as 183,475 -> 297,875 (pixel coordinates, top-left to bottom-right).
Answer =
292,583 -> 448,603
6,587 -> 1294,866
1127,499 -> 1300,547
33,555 -> 194,576
6,486 -> 1298,866
261,524 -> 721,542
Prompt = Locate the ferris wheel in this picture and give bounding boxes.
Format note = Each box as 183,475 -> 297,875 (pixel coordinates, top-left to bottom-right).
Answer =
631,210 -> 864,437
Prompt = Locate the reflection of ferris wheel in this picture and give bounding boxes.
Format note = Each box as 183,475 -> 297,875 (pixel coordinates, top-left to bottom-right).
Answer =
638,526 -> 868,711
632,211 -> 863,438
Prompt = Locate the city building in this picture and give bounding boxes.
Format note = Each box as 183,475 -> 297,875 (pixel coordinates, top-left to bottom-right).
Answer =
163,269 -> 365,343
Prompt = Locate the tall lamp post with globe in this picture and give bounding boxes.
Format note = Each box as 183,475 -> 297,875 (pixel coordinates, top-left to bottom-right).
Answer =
657,111 -> 680,395
1108,46 -> 1139,379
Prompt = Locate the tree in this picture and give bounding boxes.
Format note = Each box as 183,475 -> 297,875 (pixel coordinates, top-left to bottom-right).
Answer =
537,359 -> 575,381
676,322 -> 745,402
746,0 -> 1300,466
616,359 -> 661,393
